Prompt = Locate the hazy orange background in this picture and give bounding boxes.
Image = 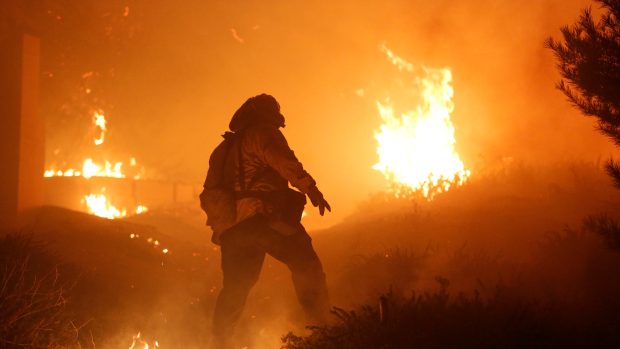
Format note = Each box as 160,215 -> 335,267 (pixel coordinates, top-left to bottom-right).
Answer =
41,0 -> 618,229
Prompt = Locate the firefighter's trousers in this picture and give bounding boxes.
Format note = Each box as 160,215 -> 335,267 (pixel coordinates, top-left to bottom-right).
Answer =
211,214 -> 329,344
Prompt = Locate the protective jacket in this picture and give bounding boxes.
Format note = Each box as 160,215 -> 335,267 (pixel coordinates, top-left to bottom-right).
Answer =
229,124 -> 315,224
203,94 -> 316,237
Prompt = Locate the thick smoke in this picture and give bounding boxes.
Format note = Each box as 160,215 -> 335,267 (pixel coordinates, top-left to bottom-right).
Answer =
38,0 -> 617,228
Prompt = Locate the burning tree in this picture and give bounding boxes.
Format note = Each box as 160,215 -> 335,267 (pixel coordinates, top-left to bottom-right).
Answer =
546,0 -> 620,186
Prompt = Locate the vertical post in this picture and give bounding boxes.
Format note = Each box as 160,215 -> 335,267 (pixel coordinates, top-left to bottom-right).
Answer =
0,31 -> 43,231
379,295 -> 389,323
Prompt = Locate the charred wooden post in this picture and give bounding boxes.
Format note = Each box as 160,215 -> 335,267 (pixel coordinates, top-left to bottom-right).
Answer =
0,30 -> 43,230
379,295 -> 389,323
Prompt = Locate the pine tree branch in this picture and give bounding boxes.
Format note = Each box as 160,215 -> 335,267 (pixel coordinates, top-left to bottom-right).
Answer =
606,158 -> 620,188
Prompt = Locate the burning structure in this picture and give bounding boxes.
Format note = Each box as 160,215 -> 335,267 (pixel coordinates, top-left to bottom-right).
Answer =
44,109 -> 150,219
42,108 -> 199,219
0,30 -> 198,225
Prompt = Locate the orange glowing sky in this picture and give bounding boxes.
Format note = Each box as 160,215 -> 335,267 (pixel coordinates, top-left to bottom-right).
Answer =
37,0 -> 618,229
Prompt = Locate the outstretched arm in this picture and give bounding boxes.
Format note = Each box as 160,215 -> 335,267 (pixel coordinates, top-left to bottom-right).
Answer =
252,127 -> 331,215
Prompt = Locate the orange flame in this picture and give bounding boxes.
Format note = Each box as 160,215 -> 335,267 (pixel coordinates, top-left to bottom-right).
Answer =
93,110 -> 107,146
82,191 -> 127,219
128,332 -> 159,349
374,46 -> 470,199
44,110 -> 148,218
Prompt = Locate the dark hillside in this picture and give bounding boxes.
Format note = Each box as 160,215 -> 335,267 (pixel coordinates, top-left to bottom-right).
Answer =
4,161 -> 620,348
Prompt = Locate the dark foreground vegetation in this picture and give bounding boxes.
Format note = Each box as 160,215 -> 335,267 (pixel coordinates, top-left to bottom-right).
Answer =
283,162 -> 620,348
283,225 -> 620,348
3,162 -> 620,348
0,235 -> 77,348
283,284 -> 620,349
288,1 -> 620,346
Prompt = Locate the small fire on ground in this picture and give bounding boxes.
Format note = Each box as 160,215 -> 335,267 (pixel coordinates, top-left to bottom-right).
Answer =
45,110 -> 148,219
373,45 -> 470,199
82,191 -> 149,219
129,332 -> 158,349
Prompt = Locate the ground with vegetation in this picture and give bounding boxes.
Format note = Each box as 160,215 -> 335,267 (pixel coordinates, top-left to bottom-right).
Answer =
3,161 -> 620,348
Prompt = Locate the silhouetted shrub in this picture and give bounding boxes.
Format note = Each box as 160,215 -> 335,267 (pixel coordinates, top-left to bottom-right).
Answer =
335,248 -> 425,305
583,214 -> 620,250
0,234 -> 77,348
282,281 -> 620,349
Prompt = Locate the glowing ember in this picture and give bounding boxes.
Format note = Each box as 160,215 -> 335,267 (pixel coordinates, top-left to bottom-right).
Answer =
136,205 -> 149,214
373,45 -> 470,199
126,234 -> 170,254
93,110 -> 107,145
44,168 -> 81,177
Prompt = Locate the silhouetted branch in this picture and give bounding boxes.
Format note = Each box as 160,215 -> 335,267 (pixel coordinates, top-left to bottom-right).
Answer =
547,0 -> 620,187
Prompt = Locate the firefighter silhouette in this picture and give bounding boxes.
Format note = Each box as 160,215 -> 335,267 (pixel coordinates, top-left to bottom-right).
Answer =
200,94 -> 331,348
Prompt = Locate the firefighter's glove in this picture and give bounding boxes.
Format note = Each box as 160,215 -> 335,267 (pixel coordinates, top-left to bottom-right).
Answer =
307,185 -> 331,216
